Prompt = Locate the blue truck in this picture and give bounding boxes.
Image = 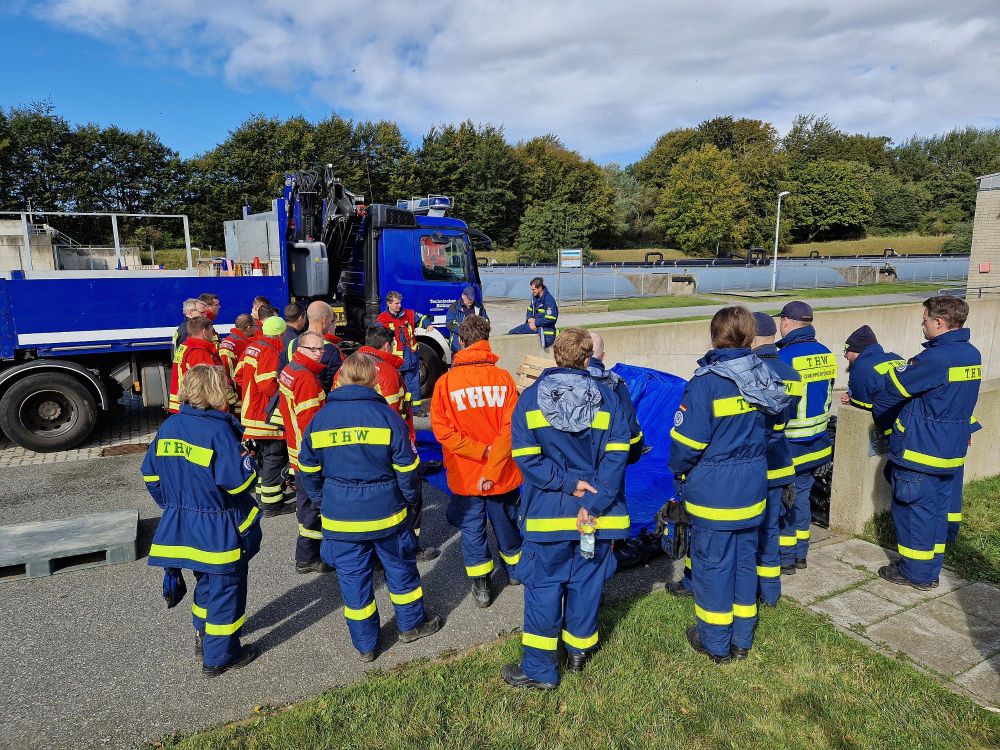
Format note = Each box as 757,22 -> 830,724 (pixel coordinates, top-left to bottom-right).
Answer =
0,171 -> 488,452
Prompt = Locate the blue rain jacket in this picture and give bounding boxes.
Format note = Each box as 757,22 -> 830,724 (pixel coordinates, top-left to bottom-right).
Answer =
776,326 -> 835,472
847,343 -> 905,412
753,344 -> 801,488
525,288 -> 559,330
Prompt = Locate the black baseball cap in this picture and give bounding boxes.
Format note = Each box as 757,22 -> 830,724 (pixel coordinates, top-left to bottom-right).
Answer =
778,301 -> 813,322
752,312 -> 777,336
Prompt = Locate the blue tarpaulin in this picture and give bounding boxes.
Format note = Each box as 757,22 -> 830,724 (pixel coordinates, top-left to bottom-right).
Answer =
414,364 -> 687,537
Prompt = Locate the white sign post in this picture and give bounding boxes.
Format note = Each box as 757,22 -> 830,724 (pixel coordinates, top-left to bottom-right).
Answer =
558,248 -> 584,305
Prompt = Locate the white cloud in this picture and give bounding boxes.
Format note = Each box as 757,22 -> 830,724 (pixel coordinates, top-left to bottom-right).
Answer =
32,0 -> 1000,161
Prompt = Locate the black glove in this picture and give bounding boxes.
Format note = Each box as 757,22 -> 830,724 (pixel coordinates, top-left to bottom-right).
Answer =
782,483 -> 796,509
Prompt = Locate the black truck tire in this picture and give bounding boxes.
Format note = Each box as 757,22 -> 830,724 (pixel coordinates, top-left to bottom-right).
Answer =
416,342 -> 446,400
0,372 -> 98,452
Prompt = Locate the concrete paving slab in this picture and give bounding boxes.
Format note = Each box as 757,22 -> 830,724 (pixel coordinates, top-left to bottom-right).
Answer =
936,582 -> 1000,627
779,552 -> 871,605
954,653 -> 1000,707
820,537 -> 899,574
860,568 -> 968,608
811,587 -> 906,628
865,600 -> 1000,677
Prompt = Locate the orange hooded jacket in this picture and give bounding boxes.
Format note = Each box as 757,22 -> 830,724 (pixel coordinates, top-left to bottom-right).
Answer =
430,339 -> 521,496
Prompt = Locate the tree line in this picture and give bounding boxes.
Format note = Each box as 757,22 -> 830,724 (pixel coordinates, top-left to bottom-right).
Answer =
1,101 -> 997,260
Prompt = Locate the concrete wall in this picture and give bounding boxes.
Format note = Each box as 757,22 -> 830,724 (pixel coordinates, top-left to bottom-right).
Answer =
967,177 -> 1000,296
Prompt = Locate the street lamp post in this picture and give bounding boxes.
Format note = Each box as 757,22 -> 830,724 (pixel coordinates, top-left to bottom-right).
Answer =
770,190 -> 791,292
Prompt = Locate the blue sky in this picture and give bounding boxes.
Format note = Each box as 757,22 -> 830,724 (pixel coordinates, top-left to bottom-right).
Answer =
3,2 -> 999,164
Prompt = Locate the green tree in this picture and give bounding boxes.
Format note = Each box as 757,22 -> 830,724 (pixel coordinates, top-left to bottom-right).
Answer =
654,144 -> 751,257
514,199 -> 592,263
941,221 -> 973,255
597,162 -> 659,246
351,120 -> 415,204
632,128 -> 701,190
0,101 -> 75,210
867,170 -> 925,234
791,159 -> 875,241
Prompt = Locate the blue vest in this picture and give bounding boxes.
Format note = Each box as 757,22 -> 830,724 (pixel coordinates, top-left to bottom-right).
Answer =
141,406 -> 262,574
776,326 -> 835,471
297,385 -> 420,541
669,348 -> 768,529
511,368 -> 631,542
753,344 -> 801,488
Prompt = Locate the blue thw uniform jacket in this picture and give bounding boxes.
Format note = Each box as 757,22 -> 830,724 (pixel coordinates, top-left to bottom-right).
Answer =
873,328 -> 982,475
526,289 -> 558,330
776,326 -> 835,472
511,368 -> 631,543
298,385 -> 421,541
847,344 -> 905,412
752,344 -> 801,489
587,358 -> 645,464
141,406 -> 262,574
445,300 -> 489,352
669,349 -> 769,530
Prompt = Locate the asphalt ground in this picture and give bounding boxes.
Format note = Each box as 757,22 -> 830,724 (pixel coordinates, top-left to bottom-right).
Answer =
0,442 -> 677,750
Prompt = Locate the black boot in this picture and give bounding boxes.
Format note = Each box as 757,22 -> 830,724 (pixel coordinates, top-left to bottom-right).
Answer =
295,560 -> 334,574
686,626 -> 731,665
472,576 -> 492,608
795,558 -> 808,570
202,645 -> 258,678
399,615 -> 443,643
780,564 -> 796,575
501,663 -> 557,690
730,645 -> 750,661
666,579 -> 693,597
194,631 -> 204,660
878,563 -> 934,591
414,545 -> 441,562
566,652 -> 588,672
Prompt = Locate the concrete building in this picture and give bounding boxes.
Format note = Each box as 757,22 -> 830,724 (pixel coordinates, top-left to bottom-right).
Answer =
967,172 -> 1000,297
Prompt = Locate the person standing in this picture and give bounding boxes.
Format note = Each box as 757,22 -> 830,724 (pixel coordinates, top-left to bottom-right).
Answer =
141,364 -> 261,677
430,316 -> 522,608
237,316 -> 293,516
587,331 -> 645,463
669,306 -> 785,664
280,302 -> 307,354
172,297 -> 207,356
503,328 -> 630,690
842,325 -> 905,415
873,297 -> 982,590
376,291 -> 433,416
277,331 -> 332,574
298,354 -> 443,661
445,286 -> 489,353
168,317 -> 231,414
280,301 -> 343,391
507,277 -> 558,349
775,301 -> 835,572
220,314 -> 257,389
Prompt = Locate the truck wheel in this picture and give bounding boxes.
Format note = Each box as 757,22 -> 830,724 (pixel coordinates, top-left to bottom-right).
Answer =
416,342 -> 445,400
0,372 -> 98,452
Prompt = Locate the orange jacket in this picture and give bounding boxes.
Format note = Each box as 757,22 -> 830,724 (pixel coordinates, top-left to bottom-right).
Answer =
430,340 -> 521,496
277,351 -> 327,469
167,336 -> 223,414
237,335 -> 284,440
219,328 -> 253,387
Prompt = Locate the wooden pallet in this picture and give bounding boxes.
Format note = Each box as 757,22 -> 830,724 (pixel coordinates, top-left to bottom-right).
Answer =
0,509 -> 138,580
516,354 -> 554,393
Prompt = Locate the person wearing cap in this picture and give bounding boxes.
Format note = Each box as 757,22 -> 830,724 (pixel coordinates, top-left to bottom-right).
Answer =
445,286 -> 489,353
775,301 -> 835,572
237,315 -> 293,517
841,326 -> 905,416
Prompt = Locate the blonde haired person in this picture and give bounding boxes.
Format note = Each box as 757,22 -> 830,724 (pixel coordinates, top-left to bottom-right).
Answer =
141,364 -> 262,678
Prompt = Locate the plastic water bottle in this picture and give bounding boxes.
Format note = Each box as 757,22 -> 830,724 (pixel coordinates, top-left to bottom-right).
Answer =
580,521 -> 595,559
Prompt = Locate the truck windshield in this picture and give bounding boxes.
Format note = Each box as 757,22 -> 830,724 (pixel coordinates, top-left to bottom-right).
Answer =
420,234 -> 469,282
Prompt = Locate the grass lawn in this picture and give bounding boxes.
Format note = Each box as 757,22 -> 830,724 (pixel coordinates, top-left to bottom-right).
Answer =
864,474 -> 1000,585
159,593 -> 998,750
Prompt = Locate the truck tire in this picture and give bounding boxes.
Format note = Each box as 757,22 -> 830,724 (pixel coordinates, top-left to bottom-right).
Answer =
416,342 -> 445,400
0,372 -> 98,452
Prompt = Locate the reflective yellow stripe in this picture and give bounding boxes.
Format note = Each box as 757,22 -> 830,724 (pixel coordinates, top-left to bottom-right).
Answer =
258,483 -> 283,493
948,365 -> 982,382
887,368 -> 912,398
389,587 -> 424,605
670,428 -> 708,450
525,515 -> 630,532
767,465 -> 795,480
733,603 -> 758,618
712,396 -> 757,417
500,549 -> 521,566
344,601 -> 377,620
630,431 -> 644,444
562,629 -> 599,649
773,423 -> 785,431
522,632 -> 559,650
796,529 -> 810,540
791,354 -> 837,382
684,556 -> 691,570
873,360 -> 907,374
605,442 -> 630,452
544,314 -> 557,320
757,565 -> 780,578
792,446 -> 832,466
312,427 -> 391,448
948,512 -> 963,523
295,397 -> 324,414
321,508 -> 408,533
227,471 -> 257,495
465,560 -> 495,577
695,604 -> 733,625
142,474 -> 159,483
684,499 -> 765,522
897,544 -> 935,561
156,439 -> 214,467
393,457 -> 421,473
149,544 -> 240,565
591,411 -> 610,429
205,614 -> 246,636
784,380 -> 804,397
894,419 -> 905,433
525,410 -> 550,429
298,463 -> 321,473
192,603 -> 207,619
902,449 -> 965,469
238,506 -> 259,533
779,535 -> 797,547
512,446 -> 541,457
849,396 -> 873,409
934,543 -> 946,554
297,523 -> 322,540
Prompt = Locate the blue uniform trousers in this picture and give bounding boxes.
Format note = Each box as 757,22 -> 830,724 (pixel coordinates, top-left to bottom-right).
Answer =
691,524 -> 759,658
889,465 -> 951,586
294,478 -> 322,565
191,561 -> 248,668
757,487 -> 784,605
321,528 -> 426,653
507,323 -> 556,348
778,471 -> 814,565
401,347 -> 423,408
445,491 -> 522,578
517,539 -> 615,686
947,468 -> 964,544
